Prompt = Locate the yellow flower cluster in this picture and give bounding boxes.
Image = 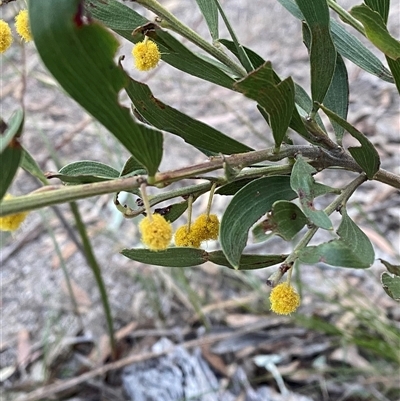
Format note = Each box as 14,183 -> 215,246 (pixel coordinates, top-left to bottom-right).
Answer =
132,39 -> 161,71
0,19 -> 13,53
139,213 -> 172,251
174,214 -> 220,248
0,194 -> 29,232
0,9 -> 32,54
15,10 -> 32,42
269,282 -> 300,315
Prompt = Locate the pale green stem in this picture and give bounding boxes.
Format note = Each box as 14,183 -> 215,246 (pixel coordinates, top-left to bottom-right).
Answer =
187,195 -> 194,231
205,182 -> 217,217
135,0 -> 246,77
327,0 -> 366,36
140,182 -> 152,220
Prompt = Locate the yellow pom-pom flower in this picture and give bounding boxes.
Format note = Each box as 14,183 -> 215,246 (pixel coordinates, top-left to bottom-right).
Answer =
0,194 -> 29,231
269,282 -> 300,315
192,214 -> 220,242
132,39 -> 161,71
174,225 -> 201,248
139,213 -> 172,251
15,10 -> 32,42
0,20 -> 13,53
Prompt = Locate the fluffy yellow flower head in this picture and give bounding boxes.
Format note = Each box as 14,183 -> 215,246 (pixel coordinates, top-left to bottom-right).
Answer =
139,213 -> 172,251
192,214 -> 220,242
15,10 -> 32,42
0,194 -> 29,231
269,282 -> 300,315
174,225 -> 201,248
132,39 -> 161,71
0,20 -> 13,53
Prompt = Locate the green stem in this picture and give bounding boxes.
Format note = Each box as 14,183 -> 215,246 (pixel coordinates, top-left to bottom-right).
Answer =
69,202 -> 117,360
327,0 -> 366,36
135,0 -> 246,77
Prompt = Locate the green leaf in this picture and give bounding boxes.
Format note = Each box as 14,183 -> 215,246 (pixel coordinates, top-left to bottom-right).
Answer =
219,39 -> 265,69
121,247 -> 286,270
290,156 -> 332,230
216,178 -> 254,196
119,156 -> 146,177
379,259 -> 400,276
277,0 -> 394,83
220,39 -> 321,139
235,62 -> 295,147
48,161 -> 120,184
195,0 -> 218,40
121,247 -> 207,267
318,104 -> 380,179
86,0 -> 235,89
364,0 -> 390,25
0,109 -> 24,154
351,5 -> 400,60
126,78 -> 252,155
295,0 -> 337,104
323,54 -> 349,144
0,142 -> 22,201
212,0 -> 253,72
386,56 -> 400,94
30,0 -> 163,177
267,200 -> 308,241
21,148 -> 48,185
299,208 -> 375,268
220,176 -> 296,269
207,250 -> 287,270
156,200 -> 188,223
381,272 -> 400,301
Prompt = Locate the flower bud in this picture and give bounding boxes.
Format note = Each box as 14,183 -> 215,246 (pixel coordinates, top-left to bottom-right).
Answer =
139,213 -> 172,251
132,39 -> 161,71
269,282 -> 300,315
0,20 -> 13,53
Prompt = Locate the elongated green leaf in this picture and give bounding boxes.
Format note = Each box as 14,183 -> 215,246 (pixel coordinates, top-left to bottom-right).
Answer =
0,109 -> 24,154
207,250 -> 287,270
235,62 -> 295,147
121,247 -> 286,270
121,247 -> 207,267
119,156 -> 146,177
49,161 -> 120,184
21,148 -> 48,185
212,0 -> 253,72
30,0 -> 163,176
216,178 -> 254,196
0,142 -> 22,201
386,56 -> 400,94
220,40 -> 318,139
290,156 -> 332,230
323,54 -> 349,144
277,0 -> 394,83
364,0 -> 390,24
319,104 -> 380,179
126,78 -> 252,155
219,39 -> 265,69
86,0 -> 235,89
295,0 -> 337,104
351,5 -> 400,60
379,259 -> 400,276
220,176 -> 296,269
381,272 -> 400,301
195,0 -> 218,40
299,208 -> 374,268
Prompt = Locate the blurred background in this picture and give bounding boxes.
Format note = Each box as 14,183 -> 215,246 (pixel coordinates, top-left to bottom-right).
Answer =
1,0 -> 399,400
